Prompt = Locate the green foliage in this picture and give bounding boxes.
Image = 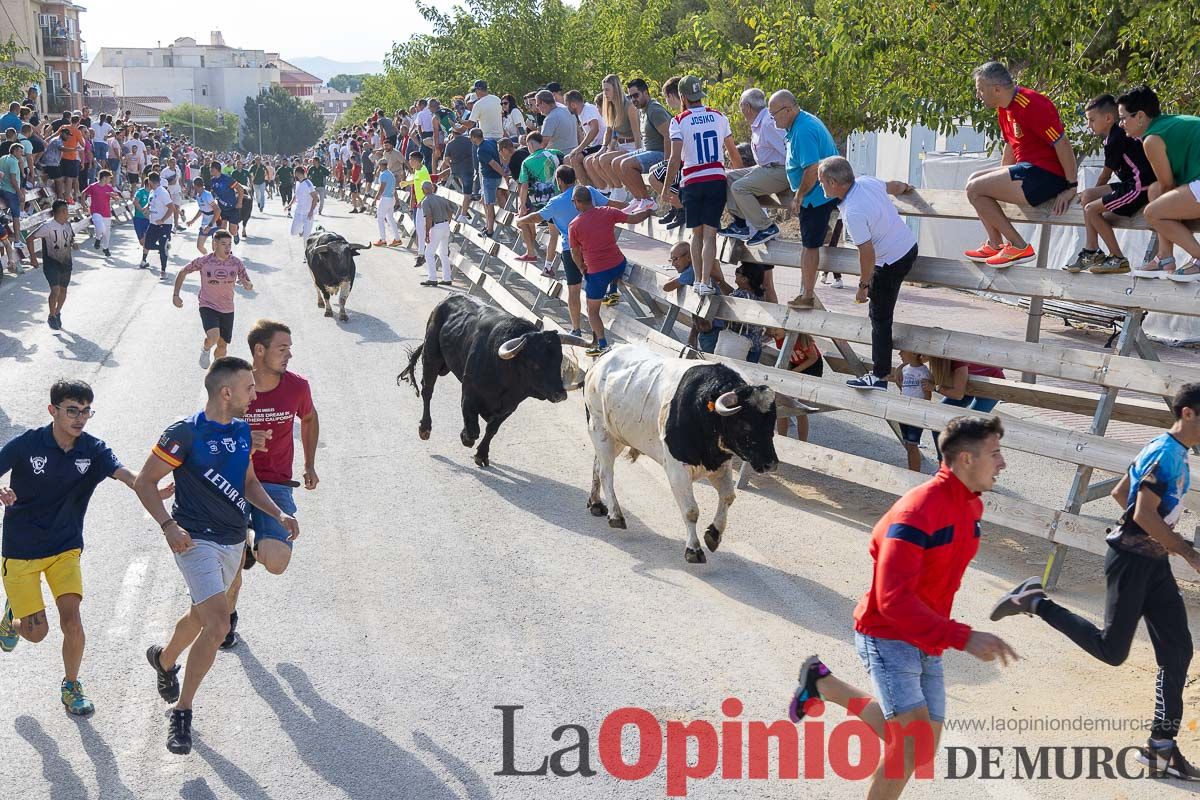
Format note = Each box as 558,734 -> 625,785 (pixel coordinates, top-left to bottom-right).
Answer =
159,104 -> 238,150
241,86 -> 326,155
0,37 -> 44,106
328,74 -> 369,93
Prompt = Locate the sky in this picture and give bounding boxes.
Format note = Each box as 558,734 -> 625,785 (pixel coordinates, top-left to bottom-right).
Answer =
79,0 -> 465,67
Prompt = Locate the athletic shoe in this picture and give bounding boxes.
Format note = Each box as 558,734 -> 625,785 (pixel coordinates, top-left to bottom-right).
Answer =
138,260 -> 149,269
515,254 -> 538,263
388,240 -> 402,247
0,601 -> 18,652
693,282 -> 717,297
985,243 -> 1036,267
788,295 -> 816,309
1137,741 -> 1200,780
47,314 -> 60,330
61,679 -> 95,716
788,655 -> 831,723
146,645 -> 181,703
93,239 -> 101,250
373,239 -> 387,246
233,235 -> 240,245
821,272 -> 831,284
846,375 -> 888,390
585,344 -> 610,357
718,222 -> 751,240
199,348 -> 211,369
964,241 -> 1003,262
455,214 -> 469,223
415,256 -> 426,267
219,611 -> 239,651
990,576 -> 1045,621
419,280 -> 438,287
832,278 -> 844,289
540,265 -> 555,278
1065,249 -> 1103,273
242,544 -> 256,570
658,209 -> 680,227
1090,255 -> 1130,275
602,291 -> 621,306
174,225 -> 187,232
746,224 -> 781,246
103,249 -> 110,258
569,329 -> 583,338
167,708 -> 193,755
665,215 -> 686,231
438,280 -> 453,286
160,269 -> 167,280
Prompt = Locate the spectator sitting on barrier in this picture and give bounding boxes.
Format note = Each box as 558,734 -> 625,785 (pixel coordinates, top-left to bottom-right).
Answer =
1064,94 -> 1150,276
771,328 -> 822,442
587,74 -> 642,198
617,78 -> 672,213
1117,85 -> 1200,281
721,88 -> 790,249
965,61 -> 1077,268
564,90 -> 605,187
893,350 -> 932,472
816,156 -> 918,391
767,89 -> 840,309
647,77 -> 684,229
662,240 -> 725,353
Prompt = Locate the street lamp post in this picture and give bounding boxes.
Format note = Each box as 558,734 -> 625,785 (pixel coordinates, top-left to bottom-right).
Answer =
256,100 -> 264,154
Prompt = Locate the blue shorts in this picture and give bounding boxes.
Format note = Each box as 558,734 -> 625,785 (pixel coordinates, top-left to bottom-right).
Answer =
629,150 -> 665,172
584,260 -> 626,300
250,483 -> 297,550
452,171 -> 475,196
0,190 -> 20,219
799,199 -> 838,248
854,631 -> 945,722
1009,162 -> 1069,206
481,176 -> 502,204
899,423 -> 924,445
697,328 -> 720,353
133,216 -> 150,239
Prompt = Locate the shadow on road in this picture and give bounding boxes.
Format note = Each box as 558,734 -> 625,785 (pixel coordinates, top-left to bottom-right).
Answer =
14,715 -> 89,800
194,740 -> 274,800
179,778 -> 221,800
52,328 -> 118,366
228,644 -> 482,799
73,717 -> 136,800
340,309 -> 410,345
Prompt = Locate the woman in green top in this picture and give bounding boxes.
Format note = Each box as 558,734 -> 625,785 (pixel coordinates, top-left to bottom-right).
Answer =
588,74 -> 643,193
1119,86 -> 1200,280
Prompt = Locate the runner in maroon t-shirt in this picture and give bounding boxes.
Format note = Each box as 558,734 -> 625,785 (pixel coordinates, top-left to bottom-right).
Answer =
221,319 -> 319,650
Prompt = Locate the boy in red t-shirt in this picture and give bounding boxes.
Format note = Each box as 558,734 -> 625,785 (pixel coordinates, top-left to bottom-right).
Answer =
963,62 -> 1077,268
80,170 -> 123,257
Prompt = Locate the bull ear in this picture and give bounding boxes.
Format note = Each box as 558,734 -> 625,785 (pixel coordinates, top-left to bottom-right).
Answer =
498,334 -> 528,360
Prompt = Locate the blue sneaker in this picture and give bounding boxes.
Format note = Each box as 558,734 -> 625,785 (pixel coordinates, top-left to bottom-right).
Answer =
846,375 -> 888,390
0,602 -> 18,652
61,679 -> 95,716
718,222 -> 751,240
746,224 -> 781,246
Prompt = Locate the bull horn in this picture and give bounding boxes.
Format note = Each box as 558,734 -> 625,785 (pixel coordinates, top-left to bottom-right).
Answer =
308,244 -> 335,255
347,242 -> 371,250
498,334 -> 528,360
557,333 -> 592,348
714,391 -> 742,416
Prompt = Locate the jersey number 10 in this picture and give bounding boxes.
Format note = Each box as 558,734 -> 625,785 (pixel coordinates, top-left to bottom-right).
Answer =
692,130 -> 719,163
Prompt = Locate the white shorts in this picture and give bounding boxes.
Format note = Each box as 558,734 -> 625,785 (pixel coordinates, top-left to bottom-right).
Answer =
1190,180 -> 1200,204
174,537 -> 243,605
169,187 -> 184,205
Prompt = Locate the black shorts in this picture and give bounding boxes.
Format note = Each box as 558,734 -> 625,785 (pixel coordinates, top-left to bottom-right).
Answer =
650,159 -> 680,193
799,357 -> 824,377
42,255 -> 71,287
240,202 -> 252,224
58,159 -> 80,178
43,164 -> 61,180
681,180 -> 726,229
561,249 -> 582,286
199,306 -> 235,343
218,203 -> 238,223
125,172 -> 140,185
799,199 -> 839,248
1101,180 -> 1149,218
1009,162 -> 1069,206
898,423 -> 924,445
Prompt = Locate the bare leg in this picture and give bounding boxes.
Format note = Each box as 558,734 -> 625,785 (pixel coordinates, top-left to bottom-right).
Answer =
1144,185 -> 1200,260
56,593 -> 85,682
587,297 -> 605,343
965,169 -> 1030,249
567,284 -> 582,332
214,337 -> 229,360
255,539 -> 292,575
175,592 -> 231,710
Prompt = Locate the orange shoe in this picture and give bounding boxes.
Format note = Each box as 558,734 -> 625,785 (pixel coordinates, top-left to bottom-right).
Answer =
964,241 -> 1003,262
985,243 -> 1036,267
388,239 -> 403,246
373,239 -> 387,246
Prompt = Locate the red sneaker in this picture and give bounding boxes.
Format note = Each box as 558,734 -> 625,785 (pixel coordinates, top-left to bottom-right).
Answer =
964,241 -> 1003,262
985,243 -> 1036,267
515,254 -> 538,263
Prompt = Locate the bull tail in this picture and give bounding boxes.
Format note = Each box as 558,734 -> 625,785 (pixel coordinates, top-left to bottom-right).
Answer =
397,344 -> 425,396
625,449 -> 641,463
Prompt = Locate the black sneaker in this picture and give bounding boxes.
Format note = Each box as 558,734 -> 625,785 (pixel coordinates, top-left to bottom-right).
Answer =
146,644 -> 181,703
219,611 -> 240,651
93,239 -> 101,250
138,260 -> 149,269
990,576 -> 1045,621
658,208 -> 680,227
788,655 -> 831,722
1137,741 -> 1200,780
103,248 -> 110,257
242,544 -> 256,570
167,708 -> 193,755
233,235 -> 240,245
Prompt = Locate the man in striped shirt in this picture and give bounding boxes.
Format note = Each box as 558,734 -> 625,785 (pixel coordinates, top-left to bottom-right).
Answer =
659,76 -> 742,295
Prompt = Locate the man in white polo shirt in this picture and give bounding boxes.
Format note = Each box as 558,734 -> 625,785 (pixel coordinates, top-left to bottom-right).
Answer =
816,156 -> 918,390
463,80 -> 503,140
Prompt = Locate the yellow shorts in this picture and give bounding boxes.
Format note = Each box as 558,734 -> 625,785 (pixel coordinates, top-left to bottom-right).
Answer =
2,548 -> 83,619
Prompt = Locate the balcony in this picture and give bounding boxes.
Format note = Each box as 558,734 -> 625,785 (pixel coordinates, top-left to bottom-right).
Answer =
47,91 -> 74,113
40,31 -> 81,61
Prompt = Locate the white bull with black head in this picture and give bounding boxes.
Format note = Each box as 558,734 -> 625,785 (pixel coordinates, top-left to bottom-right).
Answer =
583,344 -> 779,563
304,231 -> 370,322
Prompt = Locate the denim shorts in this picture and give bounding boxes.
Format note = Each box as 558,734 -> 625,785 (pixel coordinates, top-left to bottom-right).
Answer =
250,482 -> 298,550
0,189 -> 20,219
481,176 -> 502,204
854,631 -> 946,722
898,423 -> 924,445
629,149 -> 665,172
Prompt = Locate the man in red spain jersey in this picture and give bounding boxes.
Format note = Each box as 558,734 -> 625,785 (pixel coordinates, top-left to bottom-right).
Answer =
964,62 -> 1078,268
787,416 -> 1017,800
220,319 -> 319,650
659,75 -> 743,294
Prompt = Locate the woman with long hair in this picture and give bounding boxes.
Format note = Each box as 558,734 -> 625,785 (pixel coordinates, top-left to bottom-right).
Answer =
501,93 -> 525,139
587,74 -> 642,193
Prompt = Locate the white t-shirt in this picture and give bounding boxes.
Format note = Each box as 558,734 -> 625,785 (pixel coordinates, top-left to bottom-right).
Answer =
148,185 -> 173,222
503,107 -> 524,138
575,102 -> 607,147
415,108 -> 434,133
160,166 -> 178,186
668,106 -> 732,186
840,176 -> 917,266
91,121 -> 113,141
470,93 -> 503,139
293,179 -> 316,215
327,142 -> 339,162
900,363 -> 932,398
340,143 -> 352,163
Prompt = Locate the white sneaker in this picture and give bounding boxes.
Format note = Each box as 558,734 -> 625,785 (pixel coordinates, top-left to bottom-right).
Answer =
199,348 -> 211,369
455,214 -> 469,223
833,278 -> 844,289
624,198 -> 645,214
694,282 -> 717,297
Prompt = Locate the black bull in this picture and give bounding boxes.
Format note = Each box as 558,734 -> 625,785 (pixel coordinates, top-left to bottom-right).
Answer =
304,231 -> 370,321
398,295 -> 589,467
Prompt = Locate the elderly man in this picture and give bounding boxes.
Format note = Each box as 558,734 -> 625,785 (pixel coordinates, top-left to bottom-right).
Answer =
767,90 -> 840,308
721,88 -> 791,249
662,240 -> 726,352
818,156 -> 918,390
536,89 -> 578,154
419,181 -> 456,287
964,62 -> 1077,267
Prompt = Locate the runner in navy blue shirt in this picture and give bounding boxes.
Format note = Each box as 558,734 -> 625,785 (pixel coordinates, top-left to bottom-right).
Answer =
0,379 -> 171,716
133,357 -> 298,755
208,161 -> 245,244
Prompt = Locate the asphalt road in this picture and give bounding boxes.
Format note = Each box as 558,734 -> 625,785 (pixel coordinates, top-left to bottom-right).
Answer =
1,194 -> 1198,800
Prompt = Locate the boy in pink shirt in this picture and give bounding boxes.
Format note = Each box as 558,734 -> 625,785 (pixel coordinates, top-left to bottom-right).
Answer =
171,230 -> 253,367
80,169 -> 123,258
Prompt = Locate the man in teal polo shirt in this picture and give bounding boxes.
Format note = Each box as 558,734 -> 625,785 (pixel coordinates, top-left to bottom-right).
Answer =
767,89 -> 840,308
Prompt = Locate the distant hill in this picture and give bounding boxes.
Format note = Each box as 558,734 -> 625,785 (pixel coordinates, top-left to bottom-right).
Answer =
288,57 -> 384,83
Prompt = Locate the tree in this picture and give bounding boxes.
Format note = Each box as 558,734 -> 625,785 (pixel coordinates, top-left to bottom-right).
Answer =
328,74 -> 369,93
159,103 -> 238,150
0,37 -> 44,106
241,86 -> 326,155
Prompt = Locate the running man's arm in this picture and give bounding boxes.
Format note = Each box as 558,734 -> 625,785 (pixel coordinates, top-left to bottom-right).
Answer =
134,431 -> 192,554
111,465 -> 174,498
1133,482 -> 1200,564
301,408 -> 319,490
172,262 -> 199,306
243,462 -> 299,540
237,265 -> 252,292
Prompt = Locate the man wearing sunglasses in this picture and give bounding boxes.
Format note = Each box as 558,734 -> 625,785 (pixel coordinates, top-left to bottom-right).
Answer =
0,380 -> 172,716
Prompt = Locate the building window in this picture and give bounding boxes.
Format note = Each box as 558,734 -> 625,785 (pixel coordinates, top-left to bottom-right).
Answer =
200,56 -> 205,67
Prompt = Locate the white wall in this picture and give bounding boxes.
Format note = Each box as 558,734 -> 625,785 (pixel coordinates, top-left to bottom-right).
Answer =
84,62 -> 278,120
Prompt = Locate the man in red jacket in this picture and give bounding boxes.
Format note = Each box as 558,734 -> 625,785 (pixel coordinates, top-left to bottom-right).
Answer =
788,415 -> 1017,799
